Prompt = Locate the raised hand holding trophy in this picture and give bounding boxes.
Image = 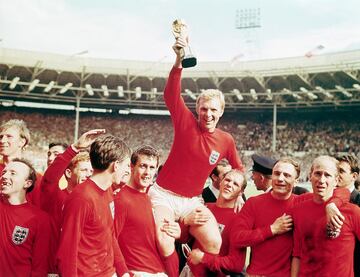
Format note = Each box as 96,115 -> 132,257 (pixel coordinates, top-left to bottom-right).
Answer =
172,19 -> 197,68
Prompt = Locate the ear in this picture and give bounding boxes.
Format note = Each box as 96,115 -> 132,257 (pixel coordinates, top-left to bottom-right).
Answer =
20,137 -> 27,150
352,172 -> 359,182
23,179 -> 32,190
64,168 -> 72,179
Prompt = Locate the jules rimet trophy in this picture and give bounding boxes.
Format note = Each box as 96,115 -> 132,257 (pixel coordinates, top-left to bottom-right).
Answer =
172,19 -> 197,68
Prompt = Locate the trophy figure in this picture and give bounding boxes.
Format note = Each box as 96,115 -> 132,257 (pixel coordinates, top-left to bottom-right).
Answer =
172,19 -> 197,68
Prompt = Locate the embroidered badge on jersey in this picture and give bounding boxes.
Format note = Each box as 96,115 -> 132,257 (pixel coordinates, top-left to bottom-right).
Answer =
209,150 -> 220,165
12,225 -> 29,245
218,223 -> 225,234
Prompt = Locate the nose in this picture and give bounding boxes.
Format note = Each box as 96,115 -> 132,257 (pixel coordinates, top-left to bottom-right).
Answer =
319,174 -> 326,183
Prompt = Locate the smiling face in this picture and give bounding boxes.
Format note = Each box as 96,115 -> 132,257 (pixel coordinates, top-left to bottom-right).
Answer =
196,97 -> 224,133
130,154 -> 158,193
0,126 -> 26,158
271,161 -> 298,199
113,157 -> 131,186
1,161 -> 32,198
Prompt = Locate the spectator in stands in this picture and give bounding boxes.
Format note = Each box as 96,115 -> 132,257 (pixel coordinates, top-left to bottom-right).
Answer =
0,158 -> 51,276
57,134 -> 131,277
251,154 -> 276,192
0,119 -> 42,206
114,145 -> 178,276
188,169 -> 247,277
336,154 -> 360,277
202,159 -> 232,203
148,36 -> 244,277
291,155 -> 360,277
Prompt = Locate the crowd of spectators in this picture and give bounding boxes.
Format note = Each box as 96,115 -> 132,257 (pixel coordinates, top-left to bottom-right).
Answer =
0,109 -> 359,181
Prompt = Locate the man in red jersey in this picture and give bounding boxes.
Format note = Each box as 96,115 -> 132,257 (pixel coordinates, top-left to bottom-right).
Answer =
229,157 -> 301,277
0,119 -> 42,206
291,156 -> 360,277
57,134 -> 131,277
188,169 -> 247,277
0,158 -> 51,277
41,129 -> 102,274
114,145 -> 179,277
148,36 -> 244,277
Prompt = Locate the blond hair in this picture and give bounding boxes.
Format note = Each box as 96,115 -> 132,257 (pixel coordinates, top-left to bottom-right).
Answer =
196,89 -> 225,111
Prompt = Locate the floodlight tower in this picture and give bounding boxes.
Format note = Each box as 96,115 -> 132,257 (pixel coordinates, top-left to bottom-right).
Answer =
235,8 -> 262,60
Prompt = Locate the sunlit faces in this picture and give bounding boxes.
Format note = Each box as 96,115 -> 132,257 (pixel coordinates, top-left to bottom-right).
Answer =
310,158 -> 338,201
66,161 -> 93,187
131,154 -> 158,193
272,162 -> 298,198
0,126 -> 26,157
219,171 -> 244,200
337,161 -> 357,189
114,157 -> 131,185
47,145 -> 66,167
196,97 -> 224,133
1,161 -> 32,196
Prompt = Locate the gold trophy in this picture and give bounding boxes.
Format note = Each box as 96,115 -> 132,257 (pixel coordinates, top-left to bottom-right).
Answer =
172,19 -> 197,68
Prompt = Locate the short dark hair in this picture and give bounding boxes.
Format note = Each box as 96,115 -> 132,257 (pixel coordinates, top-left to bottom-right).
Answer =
48,142 -> 68,150
90,135 -> 131,170
131,145 -> 160,167
211,159 -> 230,177
11,158 -> 37,193
336,154 -> 359,174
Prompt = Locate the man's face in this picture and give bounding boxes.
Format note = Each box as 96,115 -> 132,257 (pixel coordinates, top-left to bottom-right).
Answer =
131,154 -> 158,192
252,171 -> 267,191
67,161 -> 93,187
196,97 -> 224,133
272,162 -> 298,198
310,159 -> 338,200
219,171 -> 244,201
1,161 -> 31,196
213,164 -> 232,189
47,145 -> 66,167
114,157 -> 131,185
337,161 -> 357,189
0,127 -> 25,158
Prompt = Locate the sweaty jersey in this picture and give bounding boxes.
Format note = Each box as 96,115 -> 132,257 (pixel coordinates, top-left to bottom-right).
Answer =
156,67 -> 244,197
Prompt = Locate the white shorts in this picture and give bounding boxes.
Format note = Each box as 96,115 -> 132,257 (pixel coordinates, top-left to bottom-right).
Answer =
131,271 -> 168,277
148,183 -> 204,221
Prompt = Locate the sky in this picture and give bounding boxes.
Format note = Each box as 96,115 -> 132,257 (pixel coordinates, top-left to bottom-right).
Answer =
1,0 -> 360,63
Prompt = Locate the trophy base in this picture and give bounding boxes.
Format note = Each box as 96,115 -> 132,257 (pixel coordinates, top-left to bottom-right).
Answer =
182,56 -> 197,68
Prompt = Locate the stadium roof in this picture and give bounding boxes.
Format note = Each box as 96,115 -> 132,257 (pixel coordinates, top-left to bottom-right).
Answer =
0,47 -> 360,112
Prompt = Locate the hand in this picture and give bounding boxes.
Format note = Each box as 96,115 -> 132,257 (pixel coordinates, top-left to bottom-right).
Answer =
326,202 -> 345,230
72,129 -> 106,150
270,213 -> 293,235
160,219 -> 181,239
172,36 -> 187,56
182,207 -> 211,226
233,193 -> 245,213
187,248 -> 204,265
